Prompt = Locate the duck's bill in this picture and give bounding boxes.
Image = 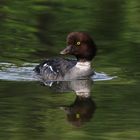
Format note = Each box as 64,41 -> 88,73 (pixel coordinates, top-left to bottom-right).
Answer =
60,45 -> 72,55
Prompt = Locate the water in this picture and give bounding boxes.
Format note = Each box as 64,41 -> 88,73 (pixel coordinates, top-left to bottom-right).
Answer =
0,0 -> 140,140
0,62 -> 116,81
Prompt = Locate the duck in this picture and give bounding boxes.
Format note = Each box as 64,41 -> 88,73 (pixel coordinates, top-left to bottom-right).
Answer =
34,32 -> 97,81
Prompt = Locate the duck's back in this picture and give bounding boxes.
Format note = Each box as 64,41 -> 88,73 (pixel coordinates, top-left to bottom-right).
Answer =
34,58 -> 77,80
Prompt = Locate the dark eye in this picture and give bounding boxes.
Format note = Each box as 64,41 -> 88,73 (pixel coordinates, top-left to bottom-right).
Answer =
76,41 -> 81,46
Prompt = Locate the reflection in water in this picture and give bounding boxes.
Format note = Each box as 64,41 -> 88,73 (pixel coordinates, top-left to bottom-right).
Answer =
43,80 -> 96,127
61,96 -> 96,127
0,0 -> 140,139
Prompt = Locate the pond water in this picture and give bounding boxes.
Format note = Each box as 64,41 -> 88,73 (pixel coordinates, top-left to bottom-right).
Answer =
0,0 -> 140,140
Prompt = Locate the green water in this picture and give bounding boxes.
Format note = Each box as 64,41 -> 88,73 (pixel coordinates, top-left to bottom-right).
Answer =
0,0 -> 140,140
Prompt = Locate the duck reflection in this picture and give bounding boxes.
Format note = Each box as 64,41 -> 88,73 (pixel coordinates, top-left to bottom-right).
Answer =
43,80 -> 96,127
61,96 -> 95,127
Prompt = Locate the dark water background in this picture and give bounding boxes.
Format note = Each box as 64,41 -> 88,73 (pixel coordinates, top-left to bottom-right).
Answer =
0,0 -> 140,139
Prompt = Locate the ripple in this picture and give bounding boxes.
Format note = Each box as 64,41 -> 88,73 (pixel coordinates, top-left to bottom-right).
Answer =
0,62 -> 116,81
92,72 -> 117,81
0,62 -> 38,81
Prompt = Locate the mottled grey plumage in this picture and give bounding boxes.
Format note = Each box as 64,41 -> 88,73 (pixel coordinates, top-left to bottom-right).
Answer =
34,58 -> 77,80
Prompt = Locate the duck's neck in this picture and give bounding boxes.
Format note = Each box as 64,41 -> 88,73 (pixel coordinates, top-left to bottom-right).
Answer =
65,60 -> 93,79
77,58 -> 89,62
75,61 -> 92,69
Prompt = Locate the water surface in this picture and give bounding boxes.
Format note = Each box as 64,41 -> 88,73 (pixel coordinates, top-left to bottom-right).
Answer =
0,0 -> 140,140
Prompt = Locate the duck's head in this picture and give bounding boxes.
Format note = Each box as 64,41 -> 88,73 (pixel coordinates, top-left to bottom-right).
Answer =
60,32 -> 97,61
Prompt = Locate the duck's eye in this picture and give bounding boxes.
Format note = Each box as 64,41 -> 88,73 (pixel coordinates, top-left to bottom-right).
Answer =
76,41 -> 81,46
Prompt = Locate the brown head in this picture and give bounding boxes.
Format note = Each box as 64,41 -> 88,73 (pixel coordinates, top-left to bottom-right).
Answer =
60,32 -> 97,61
